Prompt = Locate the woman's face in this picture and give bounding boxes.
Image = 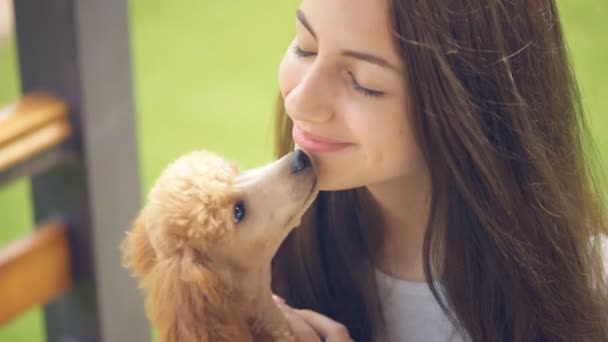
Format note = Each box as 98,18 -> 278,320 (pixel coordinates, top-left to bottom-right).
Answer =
279,0 -> 427,191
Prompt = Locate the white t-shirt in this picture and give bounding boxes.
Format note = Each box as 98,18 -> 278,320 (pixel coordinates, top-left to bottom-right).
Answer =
375,269 -> 469,342
375,235 -> 608,342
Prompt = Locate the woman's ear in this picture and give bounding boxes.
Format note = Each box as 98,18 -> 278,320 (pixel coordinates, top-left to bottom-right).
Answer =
121,208 -> 157,280
145,250 -> 253,342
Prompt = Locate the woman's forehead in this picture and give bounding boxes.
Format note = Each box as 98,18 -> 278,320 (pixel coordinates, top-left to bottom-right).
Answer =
298,0 -> 395,44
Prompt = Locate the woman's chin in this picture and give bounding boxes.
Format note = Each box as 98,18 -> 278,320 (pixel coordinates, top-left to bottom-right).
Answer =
316,176 -> 362,192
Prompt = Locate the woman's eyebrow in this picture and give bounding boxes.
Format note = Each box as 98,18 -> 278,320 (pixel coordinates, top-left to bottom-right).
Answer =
296,9 -> 317,39
296,9 -> 402,74
341,50 -> 402,73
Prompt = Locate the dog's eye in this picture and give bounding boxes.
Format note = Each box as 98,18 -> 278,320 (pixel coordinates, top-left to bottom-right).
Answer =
234,201 -> 246,224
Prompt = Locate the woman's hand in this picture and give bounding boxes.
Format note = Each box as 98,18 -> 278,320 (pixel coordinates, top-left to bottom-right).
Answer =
273,295 -> 353,342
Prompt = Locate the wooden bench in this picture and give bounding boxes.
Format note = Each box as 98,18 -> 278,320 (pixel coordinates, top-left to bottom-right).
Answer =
0,94 -> 72,326
0,1 -> 150,341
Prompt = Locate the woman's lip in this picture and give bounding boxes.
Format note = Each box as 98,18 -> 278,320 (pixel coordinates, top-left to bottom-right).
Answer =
292,125 -> 353,153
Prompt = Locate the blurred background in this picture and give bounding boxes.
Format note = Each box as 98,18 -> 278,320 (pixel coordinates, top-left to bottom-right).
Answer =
0,0 -> 606,340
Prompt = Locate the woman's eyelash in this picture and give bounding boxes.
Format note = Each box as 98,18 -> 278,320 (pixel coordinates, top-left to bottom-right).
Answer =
347,72 -> 385,98
292,45 -> 385,98
293,45 -> 316,57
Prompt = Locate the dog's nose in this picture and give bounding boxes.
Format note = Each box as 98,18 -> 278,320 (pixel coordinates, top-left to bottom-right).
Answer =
290,150 -> 311,173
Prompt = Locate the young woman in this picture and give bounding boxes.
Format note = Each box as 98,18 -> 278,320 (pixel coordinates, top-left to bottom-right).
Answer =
270,0 -> 608,341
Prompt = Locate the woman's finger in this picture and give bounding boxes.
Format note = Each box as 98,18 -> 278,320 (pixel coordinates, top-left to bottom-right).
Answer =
292,309 -> 352,342
274,300 -> 321,342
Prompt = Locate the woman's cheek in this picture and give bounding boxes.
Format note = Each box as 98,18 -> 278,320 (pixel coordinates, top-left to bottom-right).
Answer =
278,53 -> 306,99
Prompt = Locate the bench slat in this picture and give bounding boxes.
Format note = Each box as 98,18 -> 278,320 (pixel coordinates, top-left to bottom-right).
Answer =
0,93 -> 68,147
0,94 -> 71,173
0,120 -> 71,172
0,222 -> 72,325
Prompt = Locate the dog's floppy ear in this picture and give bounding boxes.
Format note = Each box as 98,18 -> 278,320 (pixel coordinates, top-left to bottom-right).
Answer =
121,208 -> 157,280
145,249 -> 254,342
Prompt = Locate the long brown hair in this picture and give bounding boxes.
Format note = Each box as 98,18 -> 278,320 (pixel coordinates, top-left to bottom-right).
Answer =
271,1 -> 608,341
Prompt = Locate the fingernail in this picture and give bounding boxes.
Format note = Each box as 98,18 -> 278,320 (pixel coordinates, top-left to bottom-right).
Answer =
272,294 -> 286,304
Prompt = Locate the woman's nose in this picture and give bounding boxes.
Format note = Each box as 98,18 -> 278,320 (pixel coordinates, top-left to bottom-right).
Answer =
283,64 -> 335,124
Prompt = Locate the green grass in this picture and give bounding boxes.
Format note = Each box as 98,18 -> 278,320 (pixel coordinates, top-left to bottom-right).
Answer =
559,1 -> 608,173
0,0 -> 606,340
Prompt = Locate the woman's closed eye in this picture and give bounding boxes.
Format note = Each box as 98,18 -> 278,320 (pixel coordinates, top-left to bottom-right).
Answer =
292,45 -> 386,98
346,72 -> 385,98
293,45 -> 317,58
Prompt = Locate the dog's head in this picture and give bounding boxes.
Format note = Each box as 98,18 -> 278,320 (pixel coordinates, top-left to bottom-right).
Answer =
144,149 -> 317,268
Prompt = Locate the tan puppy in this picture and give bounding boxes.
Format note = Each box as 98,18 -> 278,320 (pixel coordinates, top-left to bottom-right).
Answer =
121,150 -> 318,342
